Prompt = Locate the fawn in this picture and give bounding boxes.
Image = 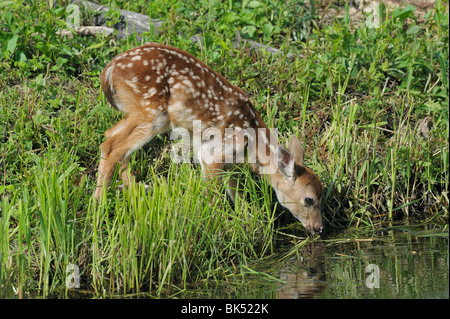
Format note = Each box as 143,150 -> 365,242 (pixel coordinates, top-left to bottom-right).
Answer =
94,43 -> 323,234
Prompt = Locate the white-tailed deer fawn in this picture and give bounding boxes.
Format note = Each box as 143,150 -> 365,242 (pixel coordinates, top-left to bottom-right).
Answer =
95,43 -> 323,234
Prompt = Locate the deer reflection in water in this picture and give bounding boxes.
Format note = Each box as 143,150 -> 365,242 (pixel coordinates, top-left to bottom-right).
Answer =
278,242 -> 326,299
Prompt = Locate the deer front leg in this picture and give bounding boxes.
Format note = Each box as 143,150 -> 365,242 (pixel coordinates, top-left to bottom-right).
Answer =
118,155 -> 133,187
198,140 -> 226,203
223,132 -> 247,204
225,165 -> 245,203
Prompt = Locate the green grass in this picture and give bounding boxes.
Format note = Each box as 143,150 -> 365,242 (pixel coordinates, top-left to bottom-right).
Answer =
1,157 -> 276,297
0,0 -> 448,298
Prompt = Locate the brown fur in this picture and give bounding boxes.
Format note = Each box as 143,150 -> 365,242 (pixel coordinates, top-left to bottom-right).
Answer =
94,43 -> 324,234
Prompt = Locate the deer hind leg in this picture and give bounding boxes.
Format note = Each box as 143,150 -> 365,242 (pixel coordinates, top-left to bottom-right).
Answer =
94,112 -> 170,199
102,117 -> 133,187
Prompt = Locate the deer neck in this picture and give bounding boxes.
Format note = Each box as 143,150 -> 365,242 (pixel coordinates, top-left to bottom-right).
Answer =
246,106 -> 280,178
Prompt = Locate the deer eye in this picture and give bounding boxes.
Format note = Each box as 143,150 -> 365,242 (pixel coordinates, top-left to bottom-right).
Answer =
305,197 -> 315,206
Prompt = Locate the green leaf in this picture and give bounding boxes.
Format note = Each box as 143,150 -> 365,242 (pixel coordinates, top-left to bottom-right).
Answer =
6,34 -> 19,53
344,4 -> 350,26
262,22 -> 274,37
0,1 -> 14,8
5,11 -> 13,26
85,41 -> 106,51
406,25 -> 421,35
247,1 -> 263,9
209,0 -> 221,9
438,52 -> 449,89
241,25 -> 257,38
19,51 -> 27,62
218,40 -> 231,51
393,5 -> 417,21
222,11 -> 238,24
326,74 -> 333,96
0,185 -> 15,195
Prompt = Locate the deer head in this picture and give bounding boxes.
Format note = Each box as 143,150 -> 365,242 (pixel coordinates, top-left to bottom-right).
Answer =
271,136 -> 323,234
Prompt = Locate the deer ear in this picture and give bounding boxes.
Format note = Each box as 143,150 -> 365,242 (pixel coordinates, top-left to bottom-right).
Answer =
288,135 -> 304,166
275,144 -> 296,180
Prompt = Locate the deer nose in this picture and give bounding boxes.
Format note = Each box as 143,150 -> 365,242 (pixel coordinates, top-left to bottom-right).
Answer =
314,225 -> 323,234
307,224 -> 323,235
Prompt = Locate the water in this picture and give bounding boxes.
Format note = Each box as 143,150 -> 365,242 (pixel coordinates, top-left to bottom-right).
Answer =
280,230 -> 449,299
180,225 -> 449,299
44,225 -> 449,299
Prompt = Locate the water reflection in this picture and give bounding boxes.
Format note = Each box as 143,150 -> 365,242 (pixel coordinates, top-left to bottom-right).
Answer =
277,243 -> 326,299
276,228 -> 449,299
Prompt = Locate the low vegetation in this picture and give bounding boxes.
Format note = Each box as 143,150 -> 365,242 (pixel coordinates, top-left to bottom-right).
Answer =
0,0 -> 448,297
